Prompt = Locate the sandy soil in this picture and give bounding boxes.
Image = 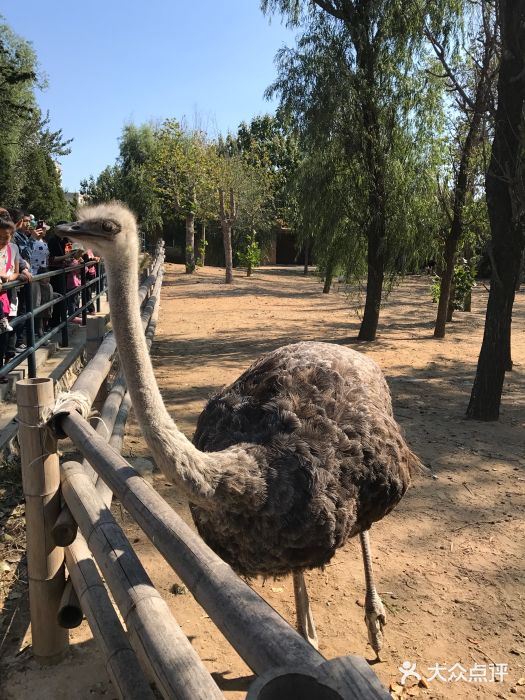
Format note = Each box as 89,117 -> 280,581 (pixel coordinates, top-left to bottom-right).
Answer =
2,263 -> 525,699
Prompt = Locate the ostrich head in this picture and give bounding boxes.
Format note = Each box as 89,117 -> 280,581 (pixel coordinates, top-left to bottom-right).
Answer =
55,201 -> 138,259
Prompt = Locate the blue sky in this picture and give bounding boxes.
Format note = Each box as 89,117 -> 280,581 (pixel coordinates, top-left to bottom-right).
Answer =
3,1 -> 294,192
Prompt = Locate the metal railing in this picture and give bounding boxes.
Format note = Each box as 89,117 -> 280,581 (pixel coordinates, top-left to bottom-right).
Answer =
0,261 -> 107,379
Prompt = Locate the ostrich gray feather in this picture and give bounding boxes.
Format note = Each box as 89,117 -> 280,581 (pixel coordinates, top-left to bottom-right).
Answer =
191,341 -> 417,578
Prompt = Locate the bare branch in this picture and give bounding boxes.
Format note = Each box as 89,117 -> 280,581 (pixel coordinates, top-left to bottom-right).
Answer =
424,25 -> 476,111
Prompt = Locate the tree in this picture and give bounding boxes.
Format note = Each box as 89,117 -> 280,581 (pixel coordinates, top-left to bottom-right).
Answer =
214,135 -> 275,283
0,21 -> 71,217
426,1 -> 497,337
264,1 -> 444,336
81,123 -> 162,241
0,21 -> 37,205
467,0 -> 525,420
235,114 -> 298,233
151,121 -> 217,273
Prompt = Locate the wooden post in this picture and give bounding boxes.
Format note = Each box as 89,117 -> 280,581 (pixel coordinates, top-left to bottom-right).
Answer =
86,315 -> 107,362
16,377 -> 68,663
60,461 -> 223,700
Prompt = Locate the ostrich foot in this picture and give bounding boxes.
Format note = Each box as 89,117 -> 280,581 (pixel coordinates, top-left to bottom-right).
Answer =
364,593 -> 386,660
293,570 -> 319,649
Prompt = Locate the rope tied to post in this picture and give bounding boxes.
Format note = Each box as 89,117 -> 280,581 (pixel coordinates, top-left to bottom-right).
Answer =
41,389 -> 94,438
16,390 -> 92,430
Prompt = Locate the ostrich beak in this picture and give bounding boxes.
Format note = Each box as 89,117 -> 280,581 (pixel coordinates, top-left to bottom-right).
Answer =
55,220 -> 118,241
55,221 -> 84,238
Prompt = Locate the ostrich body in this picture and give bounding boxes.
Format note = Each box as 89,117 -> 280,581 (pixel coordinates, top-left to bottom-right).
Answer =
191,341 -> 411,577
57,203 -> 420,657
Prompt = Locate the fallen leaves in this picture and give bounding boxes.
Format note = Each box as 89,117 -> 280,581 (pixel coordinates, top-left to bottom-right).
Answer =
390,679 -> 429,698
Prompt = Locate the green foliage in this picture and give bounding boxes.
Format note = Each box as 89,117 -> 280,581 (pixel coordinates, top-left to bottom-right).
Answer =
430,276 -> 442,303
151,120 -> 218,222
264,2 -> 447,306
237,231 -> 262,272
234,115 -> 298,230
0,21 -> 71,218
196,238 -> 208,266
81,122 -> 163,239
451,263 -> 477,310
431,262 -> 477,309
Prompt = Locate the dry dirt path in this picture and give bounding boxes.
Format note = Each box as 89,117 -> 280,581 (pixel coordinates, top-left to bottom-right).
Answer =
2,264 -> 524,700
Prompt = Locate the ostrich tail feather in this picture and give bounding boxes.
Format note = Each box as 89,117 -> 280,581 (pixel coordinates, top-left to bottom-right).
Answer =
407,449 -> 432,480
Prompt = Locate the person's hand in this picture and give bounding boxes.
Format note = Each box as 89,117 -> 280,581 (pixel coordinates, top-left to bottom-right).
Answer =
19,269 -> 32,282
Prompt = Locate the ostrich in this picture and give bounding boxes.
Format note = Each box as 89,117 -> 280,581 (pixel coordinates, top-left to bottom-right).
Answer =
57,202 -> 421,658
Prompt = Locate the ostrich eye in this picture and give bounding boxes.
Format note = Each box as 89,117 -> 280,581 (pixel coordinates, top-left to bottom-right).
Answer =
102,221 -> 114,233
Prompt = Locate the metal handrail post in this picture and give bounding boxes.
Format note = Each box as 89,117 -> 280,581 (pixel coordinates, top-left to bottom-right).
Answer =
58,270 -> 68,347
23,281 -> 37,378
95,261 -> 101,313
80,265 -> 87,326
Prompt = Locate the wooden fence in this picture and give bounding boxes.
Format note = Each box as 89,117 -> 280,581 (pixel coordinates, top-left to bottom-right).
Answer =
16,244 -> 389,700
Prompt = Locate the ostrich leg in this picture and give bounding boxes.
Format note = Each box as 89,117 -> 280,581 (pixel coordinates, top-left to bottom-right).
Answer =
292,570 -> 318,649
360,529 -> 386,659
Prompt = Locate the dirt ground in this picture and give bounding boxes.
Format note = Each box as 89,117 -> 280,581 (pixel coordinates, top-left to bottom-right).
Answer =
1,263 -> 525,699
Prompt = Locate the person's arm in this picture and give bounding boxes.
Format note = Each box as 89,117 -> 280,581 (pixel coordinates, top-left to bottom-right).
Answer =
18,257 -> 32,281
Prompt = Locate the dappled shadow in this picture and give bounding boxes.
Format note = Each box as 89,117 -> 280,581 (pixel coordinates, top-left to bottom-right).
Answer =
211,671 -> 256,692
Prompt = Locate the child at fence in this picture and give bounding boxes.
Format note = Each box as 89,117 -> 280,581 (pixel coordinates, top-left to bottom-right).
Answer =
46,229 -> 78,327
82,248 -> 100,313
29,221 -> 54,339
64,241 -> 84,322
0,218 -> 20,381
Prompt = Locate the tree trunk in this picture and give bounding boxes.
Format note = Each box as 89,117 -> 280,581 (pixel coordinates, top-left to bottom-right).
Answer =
323,254 -> 336,294
247,261 -> 252,277
200,223 -> 206,266
446,287 -> 455,322
434,237 -> 458,337
222,223 -> 233,284
358,233 -> 385,341
467,0 -> 525,420
434,105 -> 485,335
303,238 -> 310,276
219,188 -> 235,284
185,213 -> 195,274
515,247 -> 525,290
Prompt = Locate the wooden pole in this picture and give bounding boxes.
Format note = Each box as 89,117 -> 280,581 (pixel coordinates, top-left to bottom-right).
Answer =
247,657 -> 390,700
60,461 -> 223,700
65,533 -> 156,700
58,412 -> 325,675
57,579 -> 83,628
16,377 -> 68,663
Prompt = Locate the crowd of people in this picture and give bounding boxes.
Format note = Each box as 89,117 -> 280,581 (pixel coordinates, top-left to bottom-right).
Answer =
0,208 -> 99,382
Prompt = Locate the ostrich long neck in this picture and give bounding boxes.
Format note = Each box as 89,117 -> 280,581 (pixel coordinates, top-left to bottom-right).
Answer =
106,239 -> 258,505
